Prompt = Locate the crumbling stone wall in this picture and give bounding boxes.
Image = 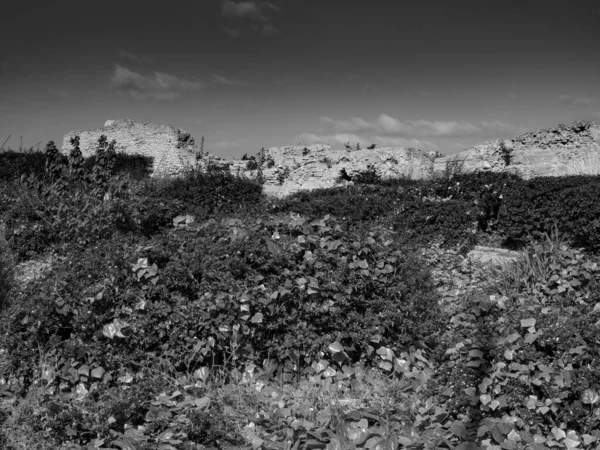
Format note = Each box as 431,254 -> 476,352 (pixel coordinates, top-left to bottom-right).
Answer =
433,120 -> 600,179
62,119 -> 200,176
233,121 -> 600,197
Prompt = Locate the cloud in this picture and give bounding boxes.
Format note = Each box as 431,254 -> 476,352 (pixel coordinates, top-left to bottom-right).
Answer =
119,50 -> 153,64
558,95 -> 593,106
110,65 -> 204,101
295,132 -> 438,151
212,73 -> 237,85
220,0 -> 283,37
319,114 -> 524,138
507,93 -> 518,101
221,0 -> 269,22
255,23 -> 279,36
480,120 -> 527,135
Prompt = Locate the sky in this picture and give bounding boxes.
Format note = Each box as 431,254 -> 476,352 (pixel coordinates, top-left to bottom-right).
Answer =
1,0 -> 599,159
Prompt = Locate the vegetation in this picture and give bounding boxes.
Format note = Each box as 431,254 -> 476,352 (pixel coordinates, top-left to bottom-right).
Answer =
2,137 -> 600,449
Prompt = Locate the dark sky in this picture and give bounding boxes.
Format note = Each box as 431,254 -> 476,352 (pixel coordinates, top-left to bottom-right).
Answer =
1,0 -> 599,158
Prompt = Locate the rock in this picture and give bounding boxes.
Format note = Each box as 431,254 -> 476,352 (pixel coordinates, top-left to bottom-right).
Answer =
62,119 -> 202,177
248,120 -> 600,197
434,120 -> 600,179
466,246 -> 521,268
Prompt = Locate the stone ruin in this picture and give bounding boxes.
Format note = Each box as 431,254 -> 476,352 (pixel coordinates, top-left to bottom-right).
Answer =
61,119 -> 600,196
62,119 -> 201,177
434,120 -> 600,180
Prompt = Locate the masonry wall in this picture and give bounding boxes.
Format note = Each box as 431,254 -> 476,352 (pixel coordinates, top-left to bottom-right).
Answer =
62,119 -> 200,177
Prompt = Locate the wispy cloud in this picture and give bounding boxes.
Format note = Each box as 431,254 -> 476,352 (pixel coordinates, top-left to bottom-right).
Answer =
110,65 -> 204,101
221,0 -> 269,21
222,27 -> 243,38
295,132 -> 439,151
558,95 -> 593,107
212,73 -> 237,85
119,50 -> 153,64
253,23 -> 279,36
319,114 -> 524,138
220,1 -> 282,37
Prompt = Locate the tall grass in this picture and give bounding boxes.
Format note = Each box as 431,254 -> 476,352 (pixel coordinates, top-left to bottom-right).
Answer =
495,223 -> 573,297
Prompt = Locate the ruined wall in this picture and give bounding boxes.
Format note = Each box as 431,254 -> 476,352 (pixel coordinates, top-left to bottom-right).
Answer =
61,119 -> 600,196
235,121 -> 600,197
62,119 -> 200,176
230,145 -> 442,197
433,120 -> 600,179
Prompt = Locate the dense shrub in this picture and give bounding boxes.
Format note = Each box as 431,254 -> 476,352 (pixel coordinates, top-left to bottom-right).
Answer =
83,152 -> 154,180
393,196 -> 480,252
0,214 -> 441,398
245,157 -> 258,170
498,175 -> 600,251
2,137 -> 136,261
425,231 -> 600,440
273,184 -> 408,223
147,168 -> 263,218
352,165 -> 382,185
0,149 -> 47,181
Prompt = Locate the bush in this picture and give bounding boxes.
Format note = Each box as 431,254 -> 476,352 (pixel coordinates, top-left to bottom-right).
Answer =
352,165 -> 381,185
0,215 -> 441,398
336,168 -> 352,182
426,229 -> 600,438
426,171 -> 523,232
498,175 -> 600,251
2,137 -> 136,261
0,150 -> 47,181
245,157 -> 258,171
148,168 -> 263,216
84,152 -> 153,180
0,224 -> 15,311
273,184 -> 407,224
393,196 -> 479,252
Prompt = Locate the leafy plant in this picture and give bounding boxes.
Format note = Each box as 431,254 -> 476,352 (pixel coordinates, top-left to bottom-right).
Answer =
498,175 -> 600,251
320,156 -> 333,168
276,166 -> 290,185
245,156 -> 258,170
0,222 -> 14,311
337,168 -> 352,182
353,165 -> 382,185
498,140 -> 514,166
